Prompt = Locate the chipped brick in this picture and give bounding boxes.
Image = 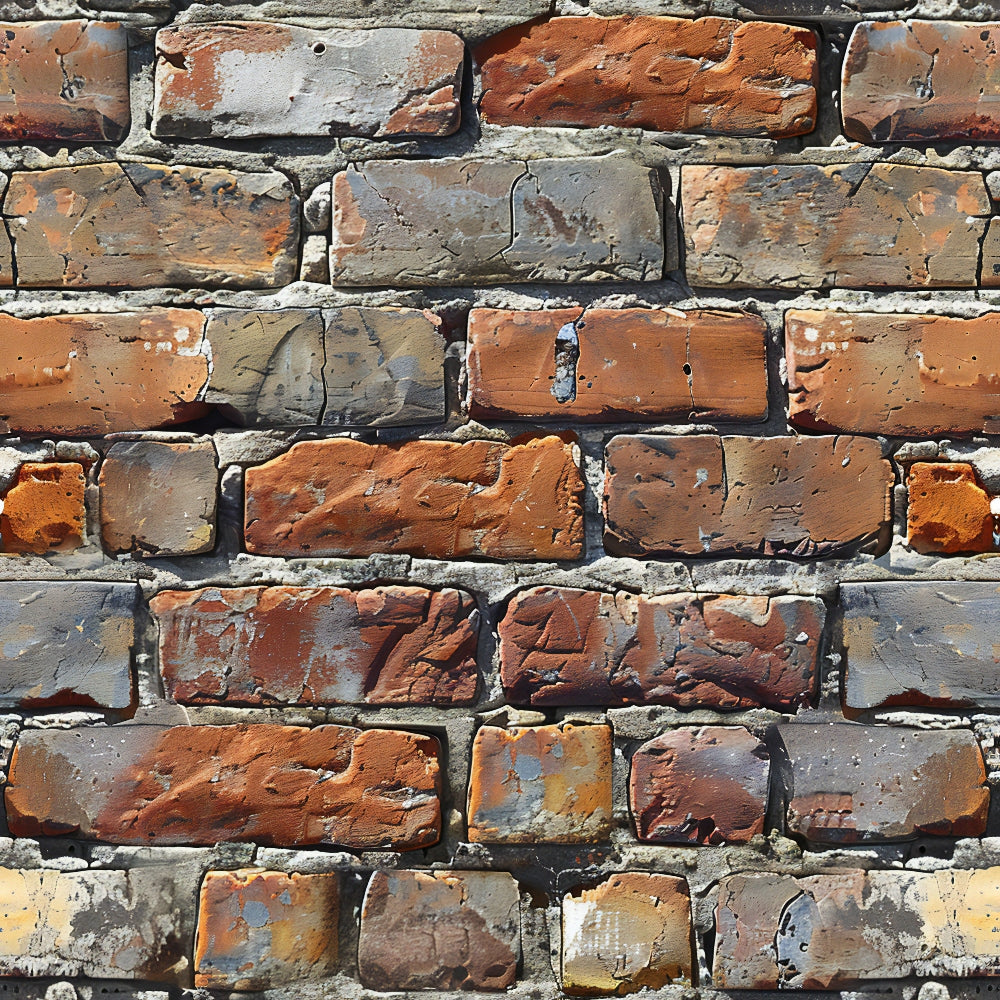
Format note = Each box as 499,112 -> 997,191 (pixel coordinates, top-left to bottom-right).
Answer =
0,462 -> 85,554
906,462 -> 994,554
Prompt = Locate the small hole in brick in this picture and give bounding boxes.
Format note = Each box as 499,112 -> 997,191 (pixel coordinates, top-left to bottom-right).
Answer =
683,363 -> 692,376
313,42 -> 326,54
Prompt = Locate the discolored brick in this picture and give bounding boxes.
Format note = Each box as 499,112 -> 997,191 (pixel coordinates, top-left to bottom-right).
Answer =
0,462 -> 85,554
906,462 -> 994,554
244,435 -> 583,560
466,307 -> 767,423
6,724 -> 441,849
499,587 -> 823,710
358,870 -> 520,991
467,725 -> 612,844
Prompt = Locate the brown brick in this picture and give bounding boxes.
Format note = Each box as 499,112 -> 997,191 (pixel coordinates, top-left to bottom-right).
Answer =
195,869 -> 339,990
603,434 -> 893,558
467,724 -> 612,844
244,435 -> 583,560
683,163 -> 991,289
843,21 -> 1000,142
5,163 -> 298,289
477,15 -> 816,137
0,21 -> 129,142
0,462 -> 85,554
99,440 -> 217,557
0,310 -> 208,435
499,587 -> 822,710
630,726 -> 769,845
358,871 -> 520,991
467,307 -> 767,422
6,724 -> 441,849
151,585 -> 478,706
906,462 -> 994,554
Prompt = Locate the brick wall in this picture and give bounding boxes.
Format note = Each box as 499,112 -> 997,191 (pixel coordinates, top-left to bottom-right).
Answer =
3,1 -> 1000,998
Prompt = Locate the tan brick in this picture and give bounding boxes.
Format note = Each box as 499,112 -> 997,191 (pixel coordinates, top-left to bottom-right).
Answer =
907,462 -> 994,554
0,462 -> 85,554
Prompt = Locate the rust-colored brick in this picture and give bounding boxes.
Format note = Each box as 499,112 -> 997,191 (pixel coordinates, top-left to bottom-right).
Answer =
0,462 -> 85,554
906,463 -> 995,554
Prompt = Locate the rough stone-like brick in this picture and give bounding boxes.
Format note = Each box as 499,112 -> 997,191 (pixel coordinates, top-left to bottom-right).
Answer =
0,865 -> 193,982
843,21 -> 1000,143
906,462 -> 994,554
476,15 -> 816,137
99,440 -> 217,557
5,163 -> 299,289
358,870 -> 520,990
323,307 -> 446,426
151,585 -> 478,706
499,587 -> 823,710
842,581 -> 1000,709
467,724 -> 612,843
0,310 -> 208,435
0,462 -> 85,554
630,726 -> 769,845
0,582 -> 134,708
195,869 -> 339,990
779,724 -> 987,843
683,163 -> 991,289
715,869 -> 1000,988
204,310 -> 323,427
786,309 -> 1000,436
244,435 -> 583,560
330,155 -> 663,285
466,307 -> 767,423
603,434 -> 893,558
562,874 -> 693,994
153,23 -> 463,138
6,724 -> 441,849
0,21 -> 129,142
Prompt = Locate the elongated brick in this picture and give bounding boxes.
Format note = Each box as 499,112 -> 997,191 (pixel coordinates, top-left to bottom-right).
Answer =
603,434 -> 893,558
5,724 -> 441,849
0,462 -> 85,554
499,587 -> 822,710
151,585 -> 478,706
467,307 -> 767,422
476,15 -> 817,137
330,155 -> 663,285
683,163 -> 992,289
780,724 -> 988,843
244,436 -> 583,560
0,21 -> 129,142
5,163 -> 299,289
153,23 -> 463,138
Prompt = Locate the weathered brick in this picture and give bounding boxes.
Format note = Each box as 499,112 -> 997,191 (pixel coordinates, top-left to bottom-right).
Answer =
0,581 -> 134,708
715,869 -> 1000,988
476,15 -> 816,137
204,310 -> 323,427
499,587 -> 823,710
195,869 -> 339,990
843,21 -> 1000,143
244,435 -> 583,560
323,307 -> 446,426
0,310 -> 208,435
467,724 -> 612,843
0,21 -> 129,142
6,724 -> 441,849
99,440 -> 217,557
151,585 -> 478,706
842,581 -> 1000,709
153,23 -> 463,138
5,163 -> 299,289
906,462 -> 994,554
466,307 -> 767,423
562,874 -> 693,994
0,462 -> 85,554
779,724 -> 988,843
358,870 -> 520,991
786,309 -> 1000,436
330,155 -> 663,285
683,164 -> 991,289
630,726 -> 769,845
603,434 -> 893,558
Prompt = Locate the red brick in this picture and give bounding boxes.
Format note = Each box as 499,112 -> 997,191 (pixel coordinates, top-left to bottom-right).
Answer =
244,435 -> 583,560
476,15 -> 816,136
906,462 -> 994,554
466,307 -> 767,422
0,462 -> 85,554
